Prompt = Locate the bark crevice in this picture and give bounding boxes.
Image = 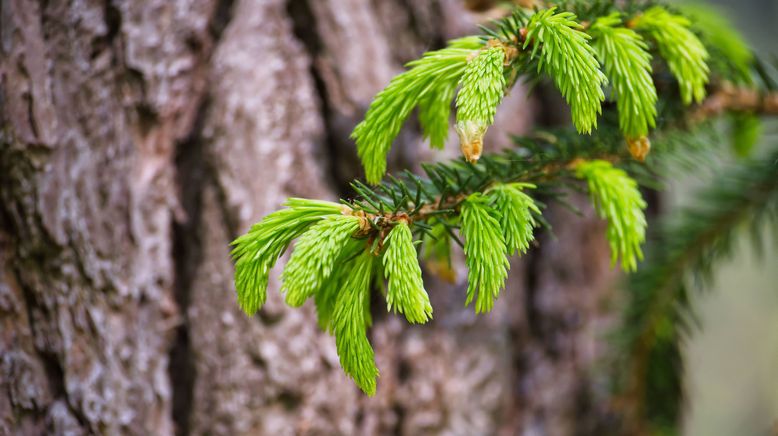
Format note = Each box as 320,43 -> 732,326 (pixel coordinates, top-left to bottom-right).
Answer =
285,0 -> 352,195
169,112 -> 206,436
168,1 -> 236,433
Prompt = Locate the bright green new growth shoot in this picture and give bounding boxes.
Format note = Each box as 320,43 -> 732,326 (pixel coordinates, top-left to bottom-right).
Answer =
232,198 -> 345,315
455,46 -> 506,162
575,160 -> 647,271
589,13 -> 657,140
525,8 -> 607,134
679,3 -> 753,84
460,193 -> 510,313
419,83 -> 457,150
332,250 -> 379,395
352,36 -> 483,183
487,183 -> 540,256
633,6 -> 710,105
281,215 -> 362,307
383,221 -> 433,323
313,238 -> 364,332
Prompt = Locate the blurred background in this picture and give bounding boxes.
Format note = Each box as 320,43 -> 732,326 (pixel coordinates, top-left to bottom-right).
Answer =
673,1 -> 778,435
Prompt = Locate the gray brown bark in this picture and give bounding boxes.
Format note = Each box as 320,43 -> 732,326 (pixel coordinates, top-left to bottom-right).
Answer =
1,0 -> 619,435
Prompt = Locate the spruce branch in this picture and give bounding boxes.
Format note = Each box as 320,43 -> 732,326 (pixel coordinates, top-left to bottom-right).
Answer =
231,79 -> 771,393
229,1 -> 777,398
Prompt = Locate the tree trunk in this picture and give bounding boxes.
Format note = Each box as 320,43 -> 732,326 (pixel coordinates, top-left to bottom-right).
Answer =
0,0 -> 619,434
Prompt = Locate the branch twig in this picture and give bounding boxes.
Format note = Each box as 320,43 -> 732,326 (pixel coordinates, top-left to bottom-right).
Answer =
691,85 -> 778,121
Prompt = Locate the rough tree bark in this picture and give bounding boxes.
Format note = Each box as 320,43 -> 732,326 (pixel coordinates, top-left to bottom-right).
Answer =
1,0 -> 619,434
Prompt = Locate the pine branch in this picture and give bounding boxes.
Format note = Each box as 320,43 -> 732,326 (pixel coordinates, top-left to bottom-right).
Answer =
231,80 -> 772,394
229,1 -> 778,398
349,1 -> 755,181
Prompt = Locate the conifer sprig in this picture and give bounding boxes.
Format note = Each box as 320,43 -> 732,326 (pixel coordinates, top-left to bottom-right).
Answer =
281,215 -> 362,307
455,46 -> 507,162
575,160 -> 647,271
487,183 -> 541,256
633,6 -> 710,105
332,250 -> 379,395
229,1 -> 774,402
383,221 -> 433,323
460,193 -> 511,313
589,13 -> 657,140
230,116 -> 762,396
352,36 -> 483,183
525,8 -> 607,134
231,199 -> 346,315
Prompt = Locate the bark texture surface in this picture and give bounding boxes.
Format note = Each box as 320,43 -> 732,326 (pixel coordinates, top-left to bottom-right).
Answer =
1,0 -> 618,434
